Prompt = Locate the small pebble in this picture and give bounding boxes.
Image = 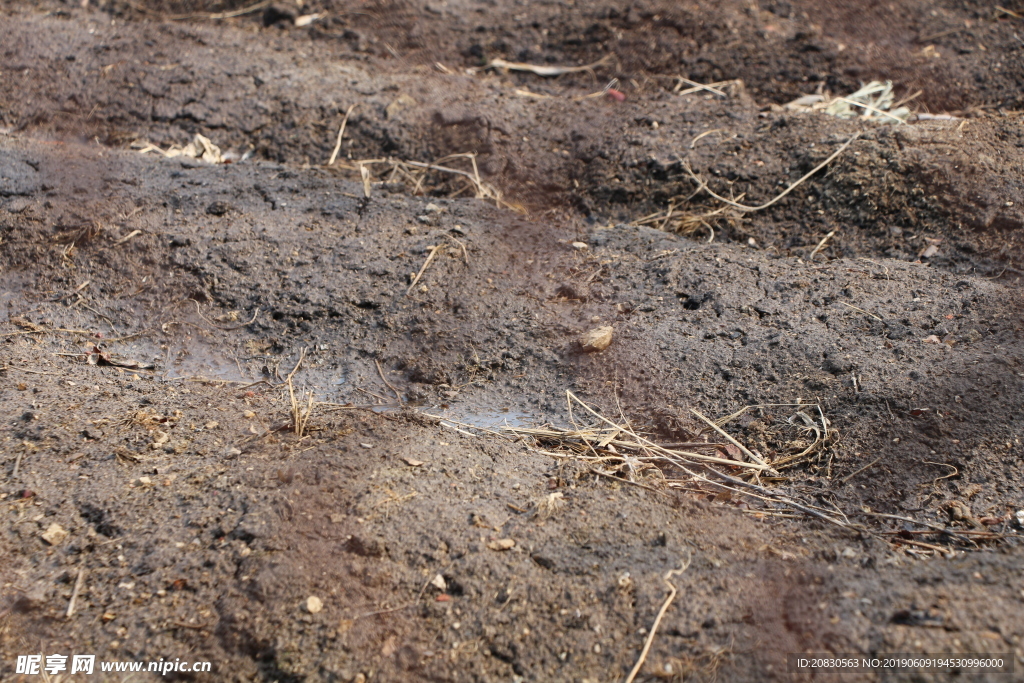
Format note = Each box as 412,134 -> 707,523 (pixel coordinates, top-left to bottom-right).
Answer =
580,326 -> 614,352
41,523 -> 68,546
305,596 -> 323,614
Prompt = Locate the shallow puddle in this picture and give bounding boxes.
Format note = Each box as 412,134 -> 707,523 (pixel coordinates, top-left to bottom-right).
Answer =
439,408 -> 535,430
115,337 -> 249,384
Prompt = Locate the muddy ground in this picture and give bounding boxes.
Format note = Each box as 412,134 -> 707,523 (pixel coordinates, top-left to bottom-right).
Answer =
2,0 -> 1024,681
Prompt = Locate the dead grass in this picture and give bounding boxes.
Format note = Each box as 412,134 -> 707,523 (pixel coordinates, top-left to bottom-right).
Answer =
534,491 -> 566,519
477,54 -> 615,78
632,202 -> 738,242
624,553 -> 693,683
503,392 -> 861,532
784,80 -> 915,124
497,392 -> 1006,556
287,377 -> 315,439
334,153 -> 523,212
633,133 -> 859,238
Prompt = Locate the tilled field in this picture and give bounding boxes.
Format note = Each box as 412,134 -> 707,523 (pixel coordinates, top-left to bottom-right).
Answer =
2,1 -> 1024,681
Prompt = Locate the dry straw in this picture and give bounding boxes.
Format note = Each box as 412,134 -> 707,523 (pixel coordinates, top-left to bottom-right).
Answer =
333,153 -> 521,212
502,392 -> 868,532
495,393 -> 1005,554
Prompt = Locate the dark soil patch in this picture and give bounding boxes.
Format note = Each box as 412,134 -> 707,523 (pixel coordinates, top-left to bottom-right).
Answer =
3,1 -> 1024,681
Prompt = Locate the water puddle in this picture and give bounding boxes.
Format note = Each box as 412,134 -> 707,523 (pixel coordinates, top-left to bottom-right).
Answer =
114,338 -> 249,383
438,408 -> 535,430
109,333 -> 538,431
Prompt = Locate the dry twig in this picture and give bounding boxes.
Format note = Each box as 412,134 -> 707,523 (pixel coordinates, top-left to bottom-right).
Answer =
690,408 -> 775,473
192,301 -> 259,330
684,133 -> 860,213
480,54 -> 613,77
375,359 -> 402,403
625,553 -> 693,683
840,302 -> 884,322
284,347 -> 307,384
838,456 -> 881,484
407,245 -> 443,295
809,230 -> 837,260
66,567 -> 86,618
128,0 -> 272,20
674,78 -> 741,96
114,229 -> 142,245
327,104 -> 356,166
338,153 -> 519,210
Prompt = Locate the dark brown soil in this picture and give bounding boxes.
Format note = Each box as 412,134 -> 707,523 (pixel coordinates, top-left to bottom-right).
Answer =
2,1 -> 1024,682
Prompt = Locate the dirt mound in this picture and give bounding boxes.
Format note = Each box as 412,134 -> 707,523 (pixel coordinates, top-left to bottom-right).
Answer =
3,1 -> 1024,681
2,2 -> 1022,275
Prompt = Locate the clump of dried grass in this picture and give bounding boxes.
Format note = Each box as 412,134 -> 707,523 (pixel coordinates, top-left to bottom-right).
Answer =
535,491 -> 566,519
335,153 -> 523,212
504,393 -> 1010,557
507,391 -> 779,477
784,80 -> 916,124
632,127 -> 862,239
632,202 -> 739,242
287,377 -> 315,439
134,133 -> 226,163
503,392 -> 864,533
